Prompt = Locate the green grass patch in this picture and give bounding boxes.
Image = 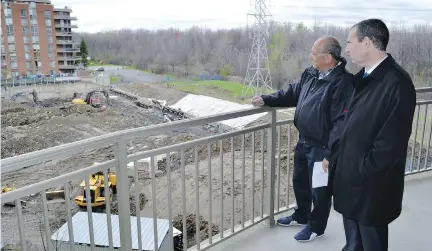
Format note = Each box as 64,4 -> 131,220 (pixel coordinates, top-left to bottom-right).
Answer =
169,80 -> 274,102
110,75 -> 120,83
124,65 -> 154,74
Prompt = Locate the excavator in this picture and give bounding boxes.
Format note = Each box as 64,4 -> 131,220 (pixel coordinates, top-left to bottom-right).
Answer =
74,169 -> 117,208
72,89 -> 111,108
10,89 -> 38,104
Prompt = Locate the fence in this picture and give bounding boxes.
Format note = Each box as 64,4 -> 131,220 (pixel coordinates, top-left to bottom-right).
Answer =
1,99 -> 431,251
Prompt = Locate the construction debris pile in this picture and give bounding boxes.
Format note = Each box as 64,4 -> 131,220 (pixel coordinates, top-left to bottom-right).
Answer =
173,214 -> 220,249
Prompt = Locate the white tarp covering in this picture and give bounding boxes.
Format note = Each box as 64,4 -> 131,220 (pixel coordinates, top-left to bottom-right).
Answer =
170,94 -> 267,129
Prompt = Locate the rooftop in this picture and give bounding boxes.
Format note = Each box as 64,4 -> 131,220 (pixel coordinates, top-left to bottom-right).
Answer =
51,212 -> 182,250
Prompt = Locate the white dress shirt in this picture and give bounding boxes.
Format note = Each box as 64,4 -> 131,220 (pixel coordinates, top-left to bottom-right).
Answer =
365,54 -> 388,75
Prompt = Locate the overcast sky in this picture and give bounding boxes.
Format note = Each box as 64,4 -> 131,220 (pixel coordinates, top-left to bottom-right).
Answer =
54,0 -> 432,33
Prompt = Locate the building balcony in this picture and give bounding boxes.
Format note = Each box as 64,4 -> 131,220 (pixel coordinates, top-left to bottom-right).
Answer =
54,6 -> 72,12
54,15 -> 77,21
55,32 -> 73,37
57,56 -> 81,61
1,88 -> 431,251
54,24 -> 78,29
56,47 -> 80,53
56,40 -> 75,45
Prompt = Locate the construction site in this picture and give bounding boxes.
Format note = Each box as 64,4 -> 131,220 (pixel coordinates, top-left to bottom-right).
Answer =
0,71 -> 298,250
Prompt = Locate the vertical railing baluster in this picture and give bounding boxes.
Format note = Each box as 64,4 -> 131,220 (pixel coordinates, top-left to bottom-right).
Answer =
231,137 -> 235,233
133,161 -> 143,251
85,175 -> 95,251
41,191 -> 53,251
265,109 -> 276,227
195,146 -> 201,250
418,105 -> 428,171
64,183 -> 75,251
103,170 -> 114,250
181,150 -> 188,250
410,105 -> 420,171
251,131 -> 256,223
425,119 -> 432,170
261,130 -> 265,219
114,140 -> 132,250
219,140 -> 224,239
241,134 -> 245,228
276,125 -> 281,211
167,152 -> 174,251
286,125 -> 292,207
16,199 -> 27,251
151,156 -> 159,251
207,143 -> 213,245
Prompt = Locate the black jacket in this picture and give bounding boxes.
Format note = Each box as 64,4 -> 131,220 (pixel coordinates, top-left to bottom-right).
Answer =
261,60 -> 354,152
332,54 -> 416,226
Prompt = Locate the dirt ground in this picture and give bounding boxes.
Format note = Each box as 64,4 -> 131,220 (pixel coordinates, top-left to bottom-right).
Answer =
1,82 -> 298,250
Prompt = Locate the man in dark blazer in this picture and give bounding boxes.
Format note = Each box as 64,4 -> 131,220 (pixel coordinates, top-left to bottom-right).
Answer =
328,19 -> 416,251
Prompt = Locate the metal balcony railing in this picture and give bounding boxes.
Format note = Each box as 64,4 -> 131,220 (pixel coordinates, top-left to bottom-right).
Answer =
1,91 -> 431,251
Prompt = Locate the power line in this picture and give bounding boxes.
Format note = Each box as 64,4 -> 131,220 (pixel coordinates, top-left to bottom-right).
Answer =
282,5 -> 432,12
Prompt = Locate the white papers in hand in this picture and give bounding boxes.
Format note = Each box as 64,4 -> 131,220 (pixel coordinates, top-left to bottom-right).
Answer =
312,161 -> 328,188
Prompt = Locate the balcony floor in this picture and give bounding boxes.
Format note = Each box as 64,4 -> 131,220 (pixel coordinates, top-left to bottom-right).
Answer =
208,171 -> 432,251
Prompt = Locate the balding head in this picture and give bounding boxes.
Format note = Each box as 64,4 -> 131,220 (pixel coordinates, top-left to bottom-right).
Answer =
309,36 -> 343,71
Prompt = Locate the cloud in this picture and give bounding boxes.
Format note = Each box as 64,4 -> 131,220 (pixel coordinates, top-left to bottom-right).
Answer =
52,0 -> 432,33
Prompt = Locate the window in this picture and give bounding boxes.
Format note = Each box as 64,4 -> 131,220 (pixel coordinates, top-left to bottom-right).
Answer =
4,8 -> 12,17
8,45 -> 15,51
22,27 -> 29,36
36,61 -> 42,67
45,19 -> 51,26
31,25 -> 38,36
6,25 -> 13,36
5,17 -> 12,25
29,8 -> 36,16
48,43 -> 53,49
20,9 -> 26,17
27,71 -> 33,75
21,18 -> 28,25
50,61 -> 56,67
25,45 -> 30,52
49,53 -> 54,59
11,62 -> 17,69
47,36 -> 53,43
33,44 -> 40,50
46,26 -> 52,34
32,37 -> 39,43
44,11 -> 51,18
23,36 -> 30,43
26,62 -> 31,69
25,53 -> 31,60
8,36 -> 15,43
12,71 -> 19,77
10,56 -> 17,61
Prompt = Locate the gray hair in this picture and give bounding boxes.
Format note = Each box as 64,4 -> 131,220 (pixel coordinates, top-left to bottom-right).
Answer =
320,36 -> 344,63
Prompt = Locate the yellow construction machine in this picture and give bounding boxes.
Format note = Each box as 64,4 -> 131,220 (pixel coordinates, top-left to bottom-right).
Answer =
1,184 -> 27,207
74,170 -> 117,208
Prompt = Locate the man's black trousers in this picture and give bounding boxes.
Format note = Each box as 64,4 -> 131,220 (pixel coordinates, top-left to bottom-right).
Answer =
291,141 -> 332,234
342,216 -> 388,251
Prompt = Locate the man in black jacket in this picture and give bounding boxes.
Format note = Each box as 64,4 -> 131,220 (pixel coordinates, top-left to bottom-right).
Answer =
330,19 -> 416,251
252,36 -> 354,242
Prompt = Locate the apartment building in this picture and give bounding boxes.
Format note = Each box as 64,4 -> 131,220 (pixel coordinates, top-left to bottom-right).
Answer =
0,0 -> 79,78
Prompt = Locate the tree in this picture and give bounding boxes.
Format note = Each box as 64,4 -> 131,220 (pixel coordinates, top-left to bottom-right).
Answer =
79,38 -> 89,68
